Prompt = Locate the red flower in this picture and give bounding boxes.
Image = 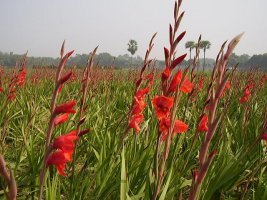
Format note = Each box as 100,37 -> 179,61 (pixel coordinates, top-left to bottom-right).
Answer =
8,93 -> 16,101
239,88 -> 251,104
239,96 -> 249,103
198,114 -> 208,132
46,150 -> 70,176
135,88 -> 149,100
16,67 -> 27,86
54,100 -> 76,115
167,70 -> 182,93
159,117 -> 188,141
131,97 -> 146,115
53,130 -> 78,154
152,96 -> 174,120
128,114 -> 144,133
220,81 -> 231,98
53,113 -> 70,126
180,78 -> 194,93
173,119 -> 188,133
47,129 -> 88,176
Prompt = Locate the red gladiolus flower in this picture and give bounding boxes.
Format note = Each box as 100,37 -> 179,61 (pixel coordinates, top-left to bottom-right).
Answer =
53,113 -> 70,126
0,87 -> 3,92
53,130 -> 79,153
180,78 -> 194,93
128,114 -> 144,133
168,70 -> 182,93
16,67 -> 27,86
152,96 -> 174,120
239,96 -> 249,103
239,88 -> 251,104
220,81 -> 231,98
144,73 -> 154,81
47,129 -> 88,176
173,119 -> 189,133
135,88 -> 150,100
246,82 -> 254,90
131,97 -> 146,115
46,150 -> 70,176
159,118 -> 188,141
8,94 -> 16,101
198,114 -> 208,132
54,100 -> 76,115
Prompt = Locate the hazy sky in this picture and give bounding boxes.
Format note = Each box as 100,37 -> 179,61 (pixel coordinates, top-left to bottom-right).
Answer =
0,0 -> 266,59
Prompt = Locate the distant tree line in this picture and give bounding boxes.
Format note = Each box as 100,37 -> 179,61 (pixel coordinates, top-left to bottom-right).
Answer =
0,51 -> 266,71
0,51 -> 143,68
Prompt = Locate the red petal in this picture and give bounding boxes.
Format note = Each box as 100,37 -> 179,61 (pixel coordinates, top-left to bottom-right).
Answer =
167,70 -> 182,93
53,113 -> 70,126
54,100 -> 76,115
180,78 -> 194,93
197,114 -> 208,132
173,120 -> 188,133
152,96 -> 174,120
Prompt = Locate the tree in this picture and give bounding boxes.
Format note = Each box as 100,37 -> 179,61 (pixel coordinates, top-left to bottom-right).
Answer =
185,41 -> 195,63
199,40 -> 211,71
127,39 -> 138,56
127,39 -> 138,67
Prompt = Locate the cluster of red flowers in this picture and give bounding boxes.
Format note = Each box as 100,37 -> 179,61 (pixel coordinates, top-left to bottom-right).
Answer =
128,74 -> 154,133
46,128 -> 89,176
150,46 -> 196,140
152,67 -> 194,140
8,65 -> 27,101
46,130 -> 79,176
45,57 -> 90,176
46,100 -> 90,176
239,81 -> 254,103
152,95 -> 188,140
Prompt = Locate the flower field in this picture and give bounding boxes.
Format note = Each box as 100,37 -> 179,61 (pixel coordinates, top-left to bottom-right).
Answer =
1,1 -> 267,200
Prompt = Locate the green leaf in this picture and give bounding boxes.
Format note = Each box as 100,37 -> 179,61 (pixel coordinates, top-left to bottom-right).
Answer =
121,145 -> 127,200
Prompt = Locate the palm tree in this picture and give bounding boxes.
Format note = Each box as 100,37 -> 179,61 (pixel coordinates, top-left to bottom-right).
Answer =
199,40 -> 211,71
185,41 -> 195,64
127,39 -> 138,67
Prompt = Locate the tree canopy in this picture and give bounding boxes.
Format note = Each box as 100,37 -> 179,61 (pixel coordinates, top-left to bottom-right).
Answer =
127,39 -> 138,56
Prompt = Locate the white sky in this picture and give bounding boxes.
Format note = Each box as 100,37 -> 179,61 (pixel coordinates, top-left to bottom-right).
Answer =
0,0 -> 266,59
